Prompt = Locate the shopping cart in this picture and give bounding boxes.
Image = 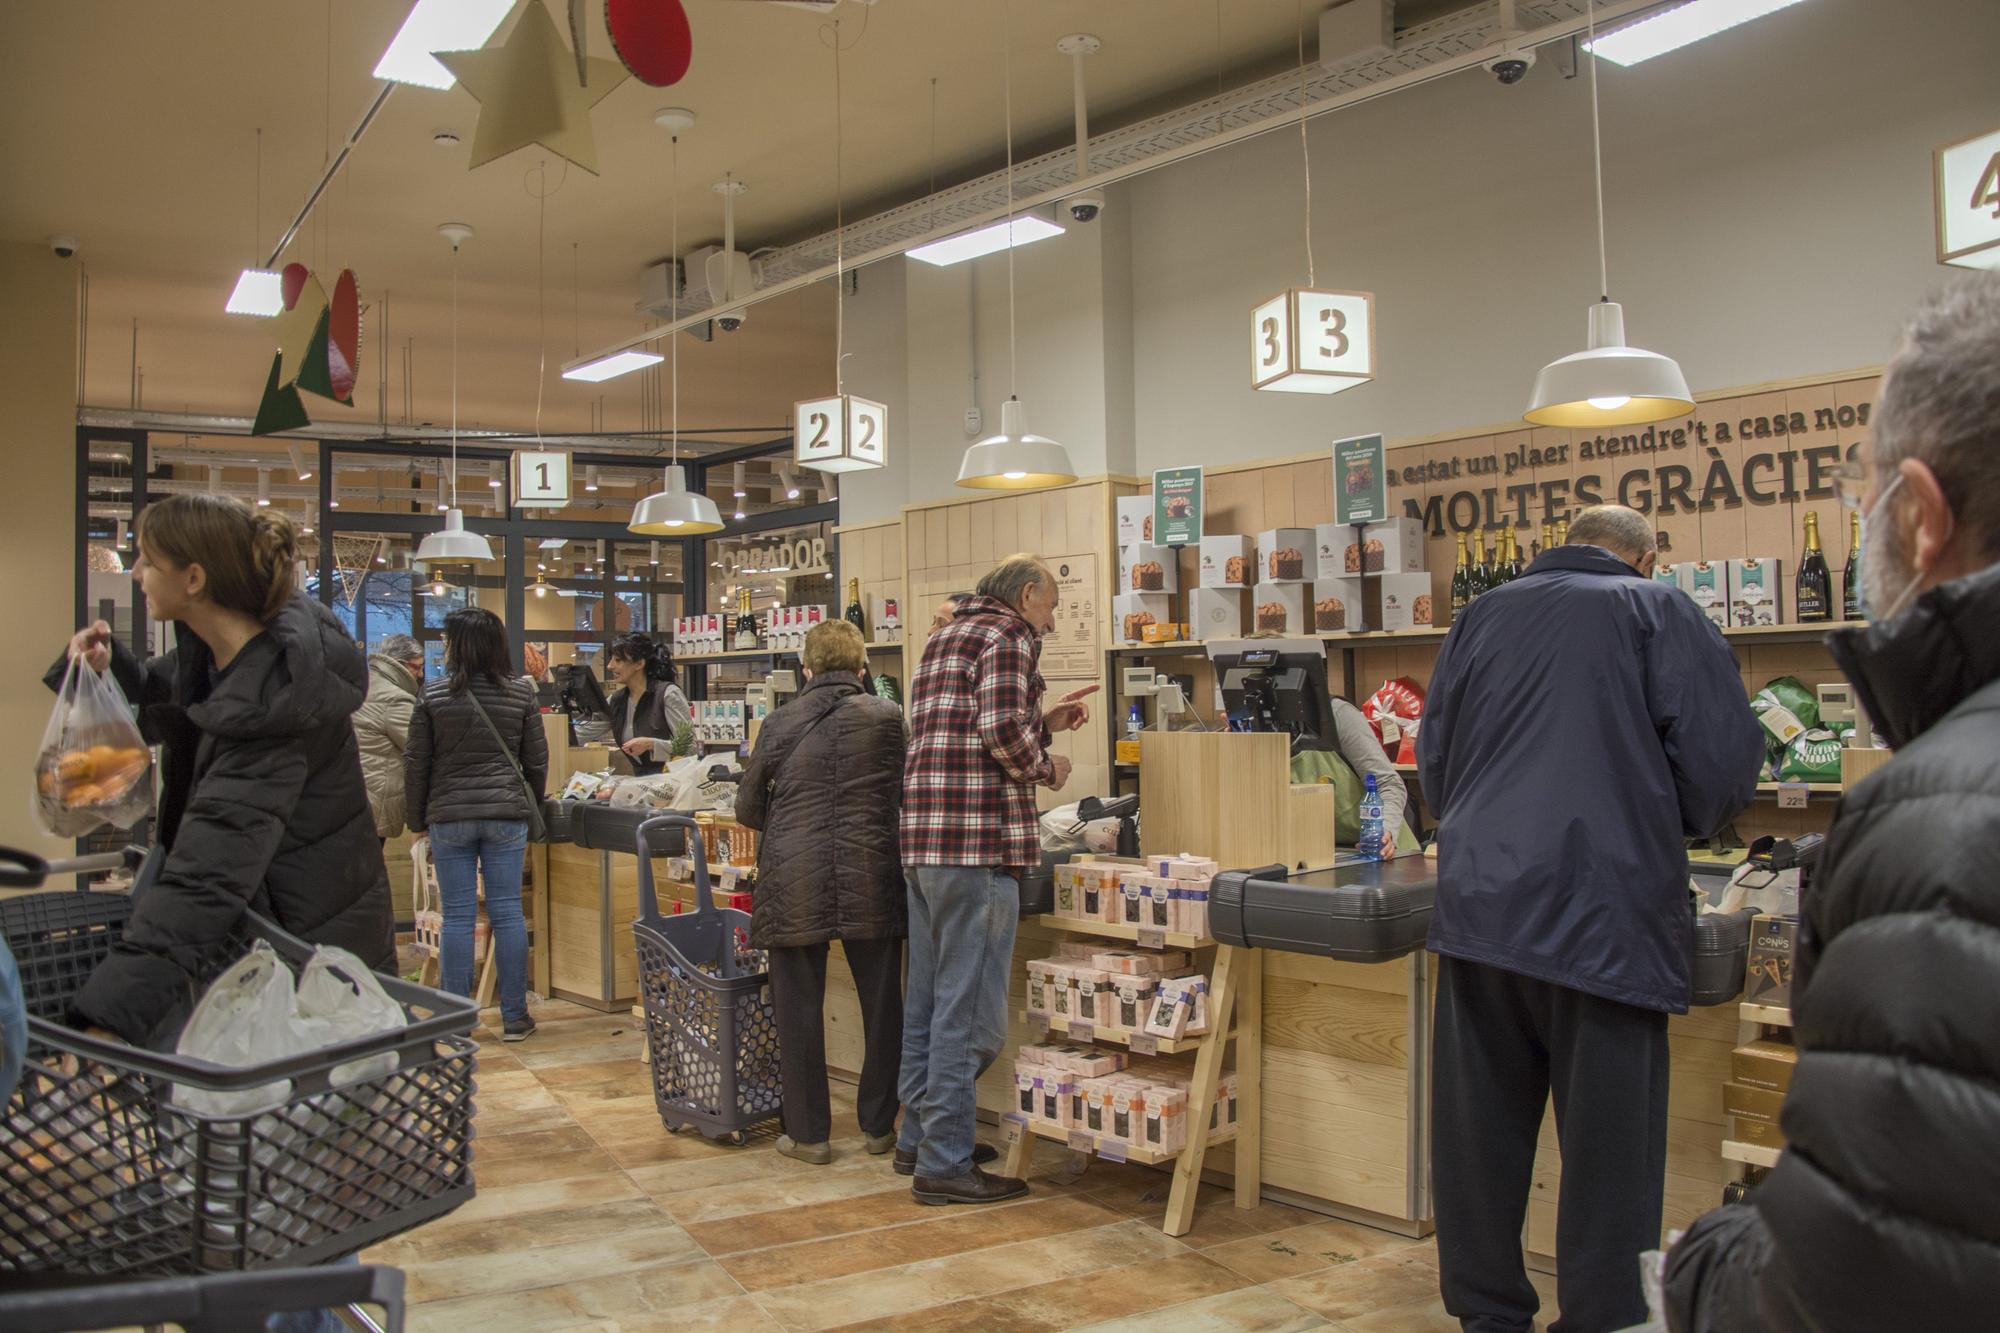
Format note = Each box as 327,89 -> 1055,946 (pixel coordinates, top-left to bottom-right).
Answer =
0,1263 -> 407,1333
631,813 -> 781,1145
0,845 -> 480,1279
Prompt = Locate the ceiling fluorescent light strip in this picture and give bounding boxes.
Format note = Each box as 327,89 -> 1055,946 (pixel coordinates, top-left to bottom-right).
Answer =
562,349 -> 664,383
373,0 -> 514,90
226,269 -> 285,316
1583,0 -> 1810,67
906,213 -> 1064,267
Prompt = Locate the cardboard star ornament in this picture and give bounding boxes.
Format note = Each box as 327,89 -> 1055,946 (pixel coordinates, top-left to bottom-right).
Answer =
438,0 -> 628,175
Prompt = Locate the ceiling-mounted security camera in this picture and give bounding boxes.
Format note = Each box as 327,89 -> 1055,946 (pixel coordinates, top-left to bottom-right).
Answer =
49,234 -> 78,258
715,309 -> 748,333
1065,189 -> 1105,225
1483,49 -> 1536,84
1058,34 -> 1104,223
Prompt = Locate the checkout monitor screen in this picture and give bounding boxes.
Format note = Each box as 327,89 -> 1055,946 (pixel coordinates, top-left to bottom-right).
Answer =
1208,639 -> 1335,747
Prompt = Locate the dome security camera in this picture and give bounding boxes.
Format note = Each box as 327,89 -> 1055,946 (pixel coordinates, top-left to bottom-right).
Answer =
1483,49 -> 1536,85
715,308 -> 748,333
49,234 -> 78,258
1065,189 -> 1106,225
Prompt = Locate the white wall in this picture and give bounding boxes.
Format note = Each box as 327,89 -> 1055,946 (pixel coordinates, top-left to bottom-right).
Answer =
1125,0 -> 1999,473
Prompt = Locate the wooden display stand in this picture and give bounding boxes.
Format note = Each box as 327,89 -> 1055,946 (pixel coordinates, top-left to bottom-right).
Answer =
1001,901 -> 1262,1238
1137,730 -> 1336,873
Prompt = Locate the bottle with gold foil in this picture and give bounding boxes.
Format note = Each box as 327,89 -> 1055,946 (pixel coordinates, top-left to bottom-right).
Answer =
1796,510 -> 1832,623
1505,527 -> 1524,581
844,577 -> 868,636
733,586 -> 761,649
1841,509 -> 1862,620
1450,533 -> 1473,612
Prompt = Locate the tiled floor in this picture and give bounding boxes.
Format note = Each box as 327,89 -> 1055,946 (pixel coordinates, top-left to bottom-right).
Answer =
365,999 -> 1559,1332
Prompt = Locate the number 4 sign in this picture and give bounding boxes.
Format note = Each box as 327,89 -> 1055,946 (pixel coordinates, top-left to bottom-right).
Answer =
1936,127 -> 2000,271
511,450 -> 573,509
793,394 -> 888,474
1250,288 -> 1375,395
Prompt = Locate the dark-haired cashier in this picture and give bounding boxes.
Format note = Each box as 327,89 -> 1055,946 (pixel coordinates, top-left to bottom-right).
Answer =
601,632 -> 691,775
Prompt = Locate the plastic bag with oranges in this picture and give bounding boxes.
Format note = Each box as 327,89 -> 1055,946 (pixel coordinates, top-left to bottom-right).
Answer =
33,655 -> 153,836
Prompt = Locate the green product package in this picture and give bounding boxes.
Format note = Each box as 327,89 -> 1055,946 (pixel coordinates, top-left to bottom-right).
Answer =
1750,676 -> 1821,751
1771,723 -> 1853,782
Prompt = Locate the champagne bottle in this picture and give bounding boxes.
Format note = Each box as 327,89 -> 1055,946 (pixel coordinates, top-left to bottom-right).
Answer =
1540,521 -> 1554,558
1795,511 -> 1832,623
844,577 -> 868,637
1474,531 -> 1495,597
733,586 -> 760,650
1505,526 -> 1524,581
1841,509 -> 1862,620
1450,533 -> 1473,612
1555,518 -> 1570,547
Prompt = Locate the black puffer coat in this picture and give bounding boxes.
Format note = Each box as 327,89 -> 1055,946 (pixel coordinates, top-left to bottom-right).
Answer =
735,671 -> 907,949
59,594 -> 395,1046
405,675 -> 548,830
1665,560 -> 2000,1333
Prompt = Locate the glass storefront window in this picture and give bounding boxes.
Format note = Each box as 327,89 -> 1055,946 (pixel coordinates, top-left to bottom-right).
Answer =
706,520 -> 836,624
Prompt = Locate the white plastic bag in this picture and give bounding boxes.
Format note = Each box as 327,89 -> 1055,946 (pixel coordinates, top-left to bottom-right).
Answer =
294,945 -> 407,1088
172,942 -> 298,1116
1039,802 -> 1124,854
32,656 -> 153,837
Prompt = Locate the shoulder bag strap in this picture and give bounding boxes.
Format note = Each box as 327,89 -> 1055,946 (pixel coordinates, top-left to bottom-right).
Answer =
464,686 -> 549,841
765,692 -> 852,799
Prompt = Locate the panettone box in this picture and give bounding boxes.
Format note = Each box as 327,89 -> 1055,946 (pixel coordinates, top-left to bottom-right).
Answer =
1377,572 -> 1434,631
1112,592 -> 1171,644
1248,585 -> 1306,635
1119,542 -> 1179,593
1311,576 -> 1367,633
1116,495 -> 1155,547
1188,587 -> 1242,639
1317,518 -> 1426,578
1199,535 -> 1255,588
1256,529 -> 1313,585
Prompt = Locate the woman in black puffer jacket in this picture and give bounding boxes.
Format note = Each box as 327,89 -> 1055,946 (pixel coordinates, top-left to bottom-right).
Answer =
405,608 -> 548,1041
57,496 -> 393,1048
736,619 -> 906,1164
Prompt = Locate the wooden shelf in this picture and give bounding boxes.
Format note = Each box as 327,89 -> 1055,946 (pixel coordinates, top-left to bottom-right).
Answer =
864,641 -> 904,653
1741,1001 -> 1793,1027
1029,1011 -> 1216,1055
1721,624 -> 1850,643
679,641 -> 902,663
1110,639 -> 1208,654
1007,1112 -> 1237,1167
1036,914 -> 1214,950
1753,781 -> 1843,796
1720,1139 -> 1783,1168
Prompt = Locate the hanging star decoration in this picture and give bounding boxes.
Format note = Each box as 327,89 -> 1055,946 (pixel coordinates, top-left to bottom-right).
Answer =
252,261 -> 363,435
438,0 -> 628,175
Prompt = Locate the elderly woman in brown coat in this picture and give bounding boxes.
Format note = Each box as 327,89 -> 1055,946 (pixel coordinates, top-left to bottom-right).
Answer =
736,619 -> 907,1164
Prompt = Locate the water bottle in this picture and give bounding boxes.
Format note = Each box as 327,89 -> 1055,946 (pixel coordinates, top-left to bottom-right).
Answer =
1358,773 -> 1385,860
1126,703 -> 1143,742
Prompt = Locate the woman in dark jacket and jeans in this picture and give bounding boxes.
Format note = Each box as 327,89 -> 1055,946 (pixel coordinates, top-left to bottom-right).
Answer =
736,619 -> 907,1163
58,495 -> 394,1047
405,609 -> 548,1041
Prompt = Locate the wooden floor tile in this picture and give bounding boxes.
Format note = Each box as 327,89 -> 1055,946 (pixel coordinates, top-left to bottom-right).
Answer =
405,1255 -> 747,1332
1068,1284 -> 1333,1333
837,1248 -> 1253,1332
1203,1218 -> 1430,1284
684,1182 -> 950,1255
1272,1253 -> 1449,1327
397,1225 -> 707,1304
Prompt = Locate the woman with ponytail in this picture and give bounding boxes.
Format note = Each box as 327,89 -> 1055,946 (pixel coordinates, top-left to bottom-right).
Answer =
602,631 -> 690,775
57,494 -> 394,1046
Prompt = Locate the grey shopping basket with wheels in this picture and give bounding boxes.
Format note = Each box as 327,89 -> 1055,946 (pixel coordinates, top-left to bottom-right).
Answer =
631,813 -> 781,1144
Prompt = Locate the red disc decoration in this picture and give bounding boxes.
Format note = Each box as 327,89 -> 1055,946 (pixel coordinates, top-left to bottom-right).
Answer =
328,270 -> 361,402
606,0 -> 692,88
281,262 -> 309,311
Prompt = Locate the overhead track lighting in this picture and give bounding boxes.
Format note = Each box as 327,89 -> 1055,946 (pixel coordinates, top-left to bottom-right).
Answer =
1582,0 -> 1811,68
957,2 -> 1077,491
417,223 -> 497,567
731,463 -> 746,498
1524,2 -> 1693,427
563,349 -> 662,382
373,0 -> 513,90
907,213 -> 1064,268
226,270 -> 285,317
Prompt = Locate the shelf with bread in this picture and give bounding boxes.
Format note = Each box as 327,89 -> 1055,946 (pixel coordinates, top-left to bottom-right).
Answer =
1006,853 -> 1260,1238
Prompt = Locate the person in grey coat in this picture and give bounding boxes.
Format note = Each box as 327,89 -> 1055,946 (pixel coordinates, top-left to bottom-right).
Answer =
353,634 -> 423,842
736,619 -> 907,1165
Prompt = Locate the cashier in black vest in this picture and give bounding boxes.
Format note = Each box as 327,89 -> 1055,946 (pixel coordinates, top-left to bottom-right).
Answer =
601,632 -> 691,776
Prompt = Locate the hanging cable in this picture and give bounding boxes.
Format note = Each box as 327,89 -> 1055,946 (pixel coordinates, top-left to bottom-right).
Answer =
1003,0 -> 1018,399
450,240 -> 459,508
670,133 -> 681,465
1296,0 -> 1315,287
1586,0 -> 1609,301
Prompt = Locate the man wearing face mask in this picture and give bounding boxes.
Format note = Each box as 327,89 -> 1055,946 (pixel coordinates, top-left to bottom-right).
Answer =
896,554 -> 1092,1205
1665,276 -> 2000,1332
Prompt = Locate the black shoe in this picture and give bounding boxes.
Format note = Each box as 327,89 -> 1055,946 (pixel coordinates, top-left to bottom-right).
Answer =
894,1141 -> 998,1177
911,1164 -> 1029,1206
502,1017 -> 537,1042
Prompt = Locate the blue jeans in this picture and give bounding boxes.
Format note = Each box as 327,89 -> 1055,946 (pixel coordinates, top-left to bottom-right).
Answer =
429,820 -> 529,1024
896,866 -> 1019,1178
0,937 -> 25,1107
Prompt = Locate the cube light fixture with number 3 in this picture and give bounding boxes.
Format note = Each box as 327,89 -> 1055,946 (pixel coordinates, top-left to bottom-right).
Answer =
1249,288 -> 1375,394
793,393 -> 887,473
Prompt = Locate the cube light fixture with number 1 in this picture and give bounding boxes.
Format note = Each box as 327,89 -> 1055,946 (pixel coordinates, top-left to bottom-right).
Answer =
1250,288 -> 1375,394
794,394 -> 887,473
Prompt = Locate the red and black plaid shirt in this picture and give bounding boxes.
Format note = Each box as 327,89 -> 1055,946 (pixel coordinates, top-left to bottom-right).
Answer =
901,595 -> 1052,871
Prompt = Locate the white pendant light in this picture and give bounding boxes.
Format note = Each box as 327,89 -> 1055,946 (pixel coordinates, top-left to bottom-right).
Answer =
417,223 -> 495,567
632,112 -> 725,537
1524,1 -> 1692,428
956,1 -> 1076,491
795,21 -> 887,476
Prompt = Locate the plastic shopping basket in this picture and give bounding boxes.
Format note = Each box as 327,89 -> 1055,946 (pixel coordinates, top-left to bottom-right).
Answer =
0,888 -> 480,1278
631,813 -> 781,1144
0,1262 -> 407,1333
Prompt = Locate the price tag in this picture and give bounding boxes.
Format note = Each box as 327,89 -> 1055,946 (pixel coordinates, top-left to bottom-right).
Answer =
1067,1130 -> 1095,1155
1070,1021 -> 1093,1043
1137,928 -> 1166,950
1028,1013 -> 1050,1036
1128,1034 -> 1158,1056
1001,1113 -> 1027,1145
1098,1138 -> 1128,1164
1776,782 -> 1809,810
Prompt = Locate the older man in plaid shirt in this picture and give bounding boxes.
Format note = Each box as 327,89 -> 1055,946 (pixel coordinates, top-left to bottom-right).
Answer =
895,554 -> 1094,1204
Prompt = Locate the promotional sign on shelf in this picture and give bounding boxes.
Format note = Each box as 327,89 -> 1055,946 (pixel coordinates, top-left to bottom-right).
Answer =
1936,127 -> 2000,271
512,450 -> 574,508
1041,555 -> 1100,679
1333,434 -> 1387,525
1152,466 -> 1203,547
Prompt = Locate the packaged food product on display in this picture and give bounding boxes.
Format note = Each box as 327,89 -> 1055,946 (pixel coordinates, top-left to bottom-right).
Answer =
1110,975 -> 1157,1032
1116,873 -> 1150,925
1745,914 -> 1798,1007
1046,961 -> 1076,1019
1728,558 -> 1786,627
1210,1071 -> 1240,1132
1751,677 -> 1817,747
1731,1115 -> 1786,1149
1120,542 -> 1178,593
1188,587 -> 1243,639
1113,592 -> 1171,643
1319,518 -> 1426,577
1731,1038 -> 1799,1092
1199,535 -> 1255,587
1092,949 -> 1191,975
1144,978 -> 1196,1039
1116,495 -> 1154,546
1723,1081 -> 1785,1125
1256,528 -> 1314,584
1144,1086 -> 1189,1153
1312,577 -> 1366,632
1072,968 -> 1113,1026
1378,572 -> 1434,630
1036,1069 -> 1075,1126
1251,584 -> 1306,634
1026,959 -> 1056,1017
1015,1069 -> 1038,1118
1678,561 -> 1731,629
1109,1084 -> 1148,1142
1362,676 -> 1426,762
1162,854 -> 1219,880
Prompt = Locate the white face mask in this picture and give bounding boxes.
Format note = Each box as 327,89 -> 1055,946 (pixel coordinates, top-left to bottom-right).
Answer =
1858,472 -> 1954,623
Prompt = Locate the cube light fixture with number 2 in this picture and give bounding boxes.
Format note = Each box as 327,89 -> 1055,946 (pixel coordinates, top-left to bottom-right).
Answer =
1250,288 -> 1375,394
793,393 -> 887,473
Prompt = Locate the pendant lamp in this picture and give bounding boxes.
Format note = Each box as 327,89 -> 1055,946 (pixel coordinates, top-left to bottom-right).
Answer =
631,110 -> 725,535
417,223 -> 496,566
796,18 -> 887,474
1524,2 -> 1692,428
956,1 -> 1075,490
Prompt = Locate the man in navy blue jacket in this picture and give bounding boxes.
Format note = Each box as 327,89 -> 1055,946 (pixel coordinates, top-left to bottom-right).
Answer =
1418,504 -> 1763,1333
